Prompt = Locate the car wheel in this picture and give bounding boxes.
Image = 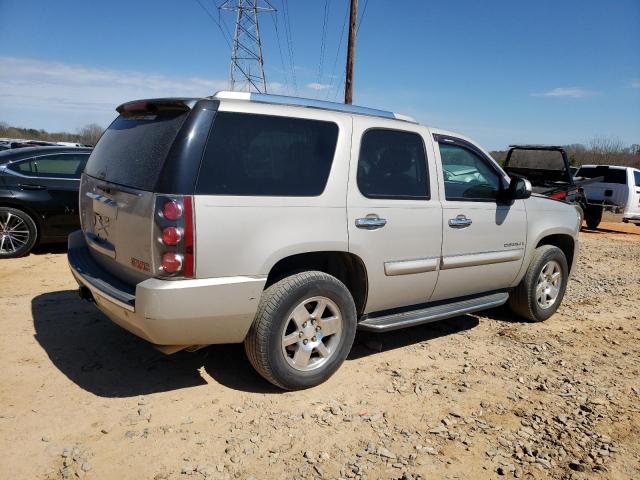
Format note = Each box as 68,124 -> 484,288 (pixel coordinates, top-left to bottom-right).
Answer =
0,207 -> 38,258
584,205 -> 602,230
508,245 -> 568,322
244,271 -> 357,390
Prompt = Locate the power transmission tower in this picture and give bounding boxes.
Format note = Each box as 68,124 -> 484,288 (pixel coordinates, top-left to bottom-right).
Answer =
219,0 -> 275,93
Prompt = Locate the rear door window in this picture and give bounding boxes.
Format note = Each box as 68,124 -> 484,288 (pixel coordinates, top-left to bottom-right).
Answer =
634,171 -> 640,186
85,112 -> 189,190
357,128 -> 429,200
197,112 -> 339,196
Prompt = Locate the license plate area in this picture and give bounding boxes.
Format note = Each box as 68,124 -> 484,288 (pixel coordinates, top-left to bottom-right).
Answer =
88,192 -> 118,245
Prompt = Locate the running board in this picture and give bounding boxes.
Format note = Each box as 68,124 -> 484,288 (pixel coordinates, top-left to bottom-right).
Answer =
357,292 -> 509,332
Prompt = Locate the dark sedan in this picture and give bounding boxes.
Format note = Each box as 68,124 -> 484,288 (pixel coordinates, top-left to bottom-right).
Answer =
0,146 -> 92,257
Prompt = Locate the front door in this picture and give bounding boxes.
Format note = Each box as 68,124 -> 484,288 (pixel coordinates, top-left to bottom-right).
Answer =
431,136 -> 527,301
347,118 -> 442,314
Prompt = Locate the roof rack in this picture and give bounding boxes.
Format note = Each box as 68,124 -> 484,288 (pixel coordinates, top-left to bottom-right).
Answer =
213,91 -> 417,123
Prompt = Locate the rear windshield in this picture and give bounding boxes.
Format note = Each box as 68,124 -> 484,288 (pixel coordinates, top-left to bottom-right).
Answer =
576,167 -> 627,184
507,150 -> 565,170
196,112 -> 339,196
85,112 -> 189,191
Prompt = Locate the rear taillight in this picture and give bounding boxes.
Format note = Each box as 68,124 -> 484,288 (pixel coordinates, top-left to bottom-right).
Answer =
162,200 -> 183,221
161,226 -> 182,246
183,197 -> 194,278
161,252 -> 183,273
155,195 -> 195,278
550,191 -> 567,200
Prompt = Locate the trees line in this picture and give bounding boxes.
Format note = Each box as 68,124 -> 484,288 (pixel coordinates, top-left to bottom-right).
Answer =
0,122 -> 103,147
492,137 -> 640,168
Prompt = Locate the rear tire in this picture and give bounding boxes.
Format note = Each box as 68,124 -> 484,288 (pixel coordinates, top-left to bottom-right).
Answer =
508,245 -> 568,322
0,207 -> 38,258
584,205 -> 602,230
244,271 -> 357,390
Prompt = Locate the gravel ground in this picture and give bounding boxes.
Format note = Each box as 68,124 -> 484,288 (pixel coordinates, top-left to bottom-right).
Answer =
0,222 -> 639,480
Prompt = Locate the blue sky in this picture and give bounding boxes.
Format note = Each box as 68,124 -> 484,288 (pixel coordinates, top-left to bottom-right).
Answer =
0,0 -> 638,150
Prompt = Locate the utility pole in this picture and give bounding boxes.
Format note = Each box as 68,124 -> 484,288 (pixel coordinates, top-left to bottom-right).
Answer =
344,0 -> 358,104
219,0 -> 275,93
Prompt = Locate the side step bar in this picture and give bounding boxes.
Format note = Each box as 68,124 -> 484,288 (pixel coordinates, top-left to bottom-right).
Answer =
357,292 -> 509,332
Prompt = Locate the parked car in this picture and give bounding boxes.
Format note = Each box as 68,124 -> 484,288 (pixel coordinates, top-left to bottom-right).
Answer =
68,92 -> 580,390
0,146 -> 92,257
574,165 -> 640,227
502,145 -> 601,227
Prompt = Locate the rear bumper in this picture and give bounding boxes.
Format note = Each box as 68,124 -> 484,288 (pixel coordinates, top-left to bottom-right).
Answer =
67,231 -> 266,346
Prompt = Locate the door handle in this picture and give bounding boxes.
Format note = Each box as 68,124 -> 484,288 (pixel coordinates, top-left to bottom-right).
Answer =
448,214 -> 472,228
355,216 -> 387,230
19,184 -> 46,190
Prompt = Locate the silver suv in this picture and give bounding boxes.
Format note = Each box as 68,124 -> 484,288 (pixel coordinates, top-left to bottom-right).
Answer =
68,92 -> 580,390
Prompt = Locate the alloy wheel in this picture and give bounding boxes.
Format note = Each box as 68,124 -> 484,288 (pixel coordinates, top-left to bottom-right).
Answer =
535,260 -> 562,309
0,212 -> 30,255
281,296 -> 343,372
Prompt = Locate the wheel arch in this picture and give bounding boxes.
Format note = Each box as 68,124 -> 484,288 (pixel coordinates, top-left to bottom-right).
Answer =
265,251 -> 368,316
535,233 -> 576,273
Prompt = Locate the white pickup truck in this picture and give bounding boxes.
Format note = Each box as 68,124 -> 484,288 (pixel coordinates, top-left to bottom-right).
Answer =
575,165 -> 640,227
68,92 -> 581,389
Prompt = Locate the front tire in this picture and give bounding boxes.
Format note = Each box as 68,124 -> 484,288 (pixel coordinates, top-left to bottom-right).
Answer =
508,245 -> 568,322
244,271 -> 357,390
0,207 -> 38,258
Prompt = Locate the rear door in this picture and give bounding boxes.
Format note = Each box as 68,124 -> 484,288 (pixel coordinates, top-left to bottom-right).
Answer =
347,118 -> 442,314
431,135 -> 526,301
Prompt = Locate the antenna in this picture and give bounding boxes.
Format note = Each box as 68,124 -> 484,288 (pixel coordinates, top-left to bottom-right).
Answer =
219,0 -> 275,93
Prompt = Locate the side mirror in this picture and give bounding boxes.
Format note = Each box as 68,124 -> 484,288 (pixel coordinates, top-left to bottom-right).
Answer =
501,176 -> 532,202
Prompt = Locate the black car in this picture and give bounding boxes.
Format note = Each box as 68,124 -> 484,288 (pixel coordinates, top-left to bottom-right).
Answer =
0,146 -> 92,257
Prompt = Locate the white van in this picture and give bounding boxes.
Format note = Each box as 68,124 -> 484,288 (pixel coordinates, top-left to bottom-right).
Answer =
575,165 -> 640,227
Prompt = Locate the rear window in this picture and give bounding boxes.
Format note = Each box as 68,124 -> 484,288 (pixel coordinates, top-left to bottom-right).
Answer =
507,150 -> 565,170
85,112 -> 189,191
576,167 -> 627,184
196,112 -> 339,196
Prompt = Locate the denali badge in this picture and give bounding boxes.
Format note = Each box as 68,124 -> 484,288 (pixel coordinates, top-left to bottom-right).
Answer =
131,257 -> 151,272
504,241 -> 525,248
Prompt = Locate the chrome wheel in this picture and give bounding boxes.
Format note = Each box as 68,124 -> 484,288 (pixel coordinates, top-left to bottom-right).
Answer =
535,260 -> 562,309
0,212 -> 30,255
281,296 -> 343,372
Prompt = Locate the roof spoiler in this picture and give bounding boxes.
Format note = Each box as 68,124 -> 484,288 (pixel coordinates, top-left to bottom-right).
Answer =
116,99 -> 197,116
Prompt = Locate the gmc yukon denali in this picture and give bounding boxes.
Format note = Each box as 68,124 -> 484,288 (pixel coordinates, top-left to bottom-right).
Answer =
68,92 -> 580,390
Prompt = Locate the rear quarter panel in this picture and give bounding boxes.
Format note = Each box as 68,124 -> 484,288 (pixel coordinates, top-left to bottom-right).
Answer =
193,103 -> 352,279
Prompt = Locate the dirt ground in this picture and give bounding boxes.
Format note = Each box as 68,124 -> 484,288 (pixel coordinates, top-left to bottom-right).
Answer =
1,222 -> 639,480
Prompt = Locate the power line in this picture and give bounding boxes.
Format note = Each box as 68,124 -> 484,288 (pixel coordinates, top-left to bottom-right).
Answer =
281,0 -> 298,94
193,0 -> 232,48
316,0 -> 331,90
356,0 -> 368,33
327,3 -> 348,100
269,8 -> 291,95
